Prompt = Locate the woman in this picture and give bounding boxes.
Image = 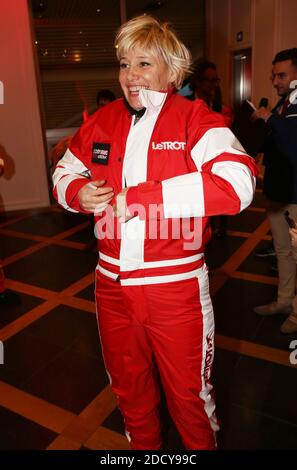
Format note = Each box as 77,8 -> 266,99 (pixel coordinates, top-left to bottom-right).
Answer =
53,15 -> 257,450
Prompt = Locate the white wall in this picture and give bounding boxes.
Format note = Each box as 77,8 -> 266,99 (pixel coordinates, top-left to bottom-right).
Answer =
0,0 -> 49,212
205,0 -> 230,103
251,0 -> 277,106
277,0 -> 297,51
229,0 -> 252,46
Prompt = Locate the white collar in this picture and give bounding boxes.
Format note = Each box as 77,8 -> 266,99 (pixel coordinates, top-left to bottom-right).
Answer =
138,89 -> 167,111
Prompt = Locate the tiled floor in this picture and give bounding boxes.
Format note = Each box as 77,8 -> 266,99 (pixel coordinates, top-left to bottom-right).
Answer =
0,190 -> 296,450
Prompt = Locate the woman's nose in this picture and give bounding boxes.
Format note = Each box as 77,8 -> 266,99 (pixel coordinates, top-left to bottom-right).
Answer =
127,65 -> 139,80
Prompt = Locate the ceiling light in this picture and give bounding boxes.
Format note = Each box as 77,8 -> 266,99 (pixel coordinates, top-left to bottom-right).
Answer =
73,51 -> 81,62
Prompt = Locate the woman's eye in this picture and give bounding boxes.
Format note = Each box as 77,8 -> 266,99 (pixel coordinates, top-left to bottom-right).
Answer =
120,63 -> 129,69
140,62 -> 150,67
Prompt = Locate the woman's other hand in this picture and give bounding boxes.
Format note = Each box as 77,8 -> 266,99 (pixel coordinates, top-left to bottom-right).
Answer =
114,188 -> 134,223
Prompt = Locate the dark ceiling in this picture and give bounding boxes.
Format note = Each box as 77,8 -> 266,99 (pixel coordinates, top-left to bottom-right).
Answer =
30,0 -> 205,68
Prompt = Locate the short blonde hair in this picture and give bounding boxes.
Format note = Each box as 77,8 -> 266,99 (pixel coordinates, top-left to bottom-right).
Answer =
115,15 -> 192,89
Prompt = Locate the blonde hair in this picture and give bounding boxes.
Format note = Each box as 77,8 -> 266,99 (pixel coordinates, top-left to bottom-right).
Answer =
115,15 -> 192,89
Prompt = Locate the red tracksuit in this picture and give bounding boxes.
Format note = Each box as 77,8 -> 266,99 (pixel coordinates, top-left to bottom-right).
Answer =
53,88 -> 257,449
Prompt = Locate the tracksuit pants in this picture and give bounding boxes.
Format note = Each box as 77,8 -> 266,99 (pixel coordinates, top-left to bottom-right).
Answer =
95,264 -> 218,450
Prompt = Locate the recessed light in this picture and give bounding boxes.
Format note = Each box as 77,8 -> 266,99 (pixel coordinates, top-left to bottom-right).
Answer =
73,51 -> 81,62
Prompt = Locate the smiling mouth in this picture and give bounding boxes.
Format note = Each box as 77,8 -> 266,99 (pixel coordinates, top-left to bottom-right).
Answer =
129,86 -> 150,93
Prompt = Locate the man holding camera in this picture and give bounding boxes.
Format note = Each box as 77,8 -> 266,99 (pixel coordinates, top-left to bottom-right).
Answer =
253,48 -> 297,334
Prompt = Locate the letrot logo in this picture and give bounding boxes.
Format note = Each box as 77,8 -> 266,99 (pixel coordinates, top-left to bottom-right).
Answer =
152,141 -> 186,151
0,341 -> 3,365
0,81 -> 4,104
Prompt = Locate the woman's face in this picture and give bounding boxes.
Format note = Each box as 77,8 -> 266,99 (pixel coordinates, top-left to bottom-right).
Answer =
119,47 -> 175,110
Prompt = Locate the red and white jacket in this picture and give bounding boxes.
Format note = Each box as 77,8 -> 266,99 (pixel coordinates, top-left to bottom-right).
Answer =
53,88 -> 257,285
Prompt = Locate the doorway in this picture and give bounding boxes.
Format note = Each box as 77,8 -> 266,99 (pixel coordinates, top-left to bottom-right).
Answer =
232,48 -> 252,114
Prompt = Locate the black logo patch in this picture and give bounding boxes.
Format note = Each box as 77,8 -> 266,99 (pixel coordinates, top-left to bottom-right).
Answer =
92,142 -> 110,165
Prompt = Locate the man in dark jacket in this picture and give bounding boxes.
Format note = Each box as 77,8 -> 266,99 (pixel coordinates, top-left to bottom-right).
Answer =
253,48 -> 297,334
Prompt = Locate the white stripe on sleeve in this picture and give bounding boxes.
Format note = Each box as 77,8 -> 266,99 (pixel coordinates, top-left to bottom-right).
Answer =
211,161 -> 256,211
52,148 -> 89,211
191,127 -> 247,170
55,174 -> 85,212
162,172 -> 205,218
161,127 -> 254,218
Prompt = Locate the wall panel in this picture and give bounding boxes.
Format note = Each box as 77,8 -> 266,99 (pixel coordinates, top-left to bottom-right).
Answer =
0,0 -> 49,212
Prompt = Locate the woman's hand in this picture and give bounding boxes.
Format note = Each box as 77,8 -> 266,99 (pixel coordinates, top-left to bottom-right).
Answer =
289,228 -> 297,247
78,180 -> 114,213
114,188 -> 134,223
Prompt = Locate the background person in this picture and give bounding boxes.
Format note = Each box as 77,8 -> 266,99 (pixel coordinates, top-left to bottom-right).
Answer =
289,226 -> 297,247
189,59 -> 233,127
96,89 -> 116,109
253,48 -> 297,334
